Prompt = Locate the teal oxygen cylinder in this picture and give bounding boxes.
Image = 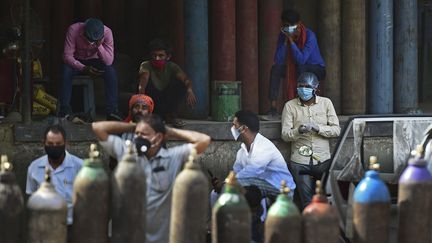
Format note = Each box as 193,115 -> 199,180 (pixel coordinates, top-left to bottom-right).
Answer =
264,180 -> 301,243
353,156 -> 390,243
212,171 -> 251,243
72,144 -> 109,243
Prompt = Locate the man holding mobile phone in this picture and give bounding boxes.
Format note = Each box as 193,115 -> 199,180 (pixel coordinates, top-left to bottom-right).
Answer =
267,9 -> 326,118
59,18 -> 122,121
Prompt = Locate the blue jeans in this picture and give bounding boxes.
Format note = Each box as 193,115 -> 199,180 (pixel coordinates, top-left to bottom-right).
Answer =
59,59 -> 118,115
290,161 -> 315,210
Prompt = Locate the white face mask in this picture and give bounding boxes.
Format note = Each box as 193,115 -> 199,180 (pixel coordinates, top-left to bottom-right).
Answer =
231,126 -> 241,141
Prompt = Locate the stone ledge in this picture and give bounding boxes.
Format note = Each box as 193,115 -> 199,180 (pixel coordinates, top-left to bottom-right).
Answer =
12,115 -> 393,142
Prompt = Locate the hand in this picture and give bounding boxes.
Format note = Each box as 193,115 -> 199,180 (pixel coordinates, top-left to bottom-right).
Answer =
186,89 -> 197,107
138,84 -> 146,94
309,123 -> 319,132
96,39 -> 103,47
298,124 -> 312,134
211,177 -> 224,194
83,66 -> 103,77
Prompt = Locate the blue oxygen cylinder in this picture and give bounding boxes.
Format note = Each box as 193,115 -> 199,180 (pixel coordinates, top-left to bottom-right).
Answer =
352,156 -> 390,243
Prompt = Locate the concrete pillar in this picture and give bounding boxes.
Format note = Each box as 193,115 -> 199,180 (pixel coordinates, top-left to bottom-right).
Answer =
184,0 -> 209,118
395,0 -> 418,113
369,0 -> 393,114
237,0 -> 259,113
76,0 -> 103,21
342,0 -> 366,115
211,0 -> 236,81
50,0 -> 74,95
258,0 -> 284,114
318,0 -> 341,113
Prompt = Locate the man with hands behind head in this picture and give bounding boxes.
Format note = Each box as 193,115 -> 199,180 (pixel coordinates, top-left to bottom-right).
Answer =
281,72 -> 340,210
92,114 -> 210,243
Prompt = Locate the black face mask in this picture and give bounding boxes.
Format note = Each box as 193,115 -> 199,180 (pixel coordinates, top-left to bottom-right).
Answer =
45,145 -> 65,160
134,137 -> 151,156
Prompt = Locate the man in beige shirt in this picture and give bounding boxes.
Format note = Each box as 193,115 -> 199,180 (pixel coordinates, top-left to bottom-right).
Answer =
281,72 -> 340,209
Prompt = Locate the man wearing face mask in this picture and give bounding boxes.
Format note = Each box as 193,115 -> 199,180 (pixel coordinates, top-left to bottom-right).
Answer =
209,110 -> 295,242
281,72 -> 340,210
26,124 -> 83,240
267,9 -> 326,118
138,39 -> 197,128
92,114 -> 210,243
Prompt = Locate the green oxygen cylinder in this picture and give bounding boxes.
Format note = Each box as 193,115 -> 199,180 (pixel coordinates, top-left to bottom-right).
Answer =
212,171 -> 251,243
0,155 -> 24,243
27,167 -> 67,243
111,140 -> 147,243
264,180 -> 301,243
72,144 -> 109,243
170,148 -> 209,243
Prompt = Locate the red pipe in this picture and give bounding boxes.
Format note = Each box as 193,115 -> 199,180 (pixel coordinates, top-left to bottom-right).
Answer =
237,0 -> 259,113
258,0 -> 283,114
211,0 -> 236,81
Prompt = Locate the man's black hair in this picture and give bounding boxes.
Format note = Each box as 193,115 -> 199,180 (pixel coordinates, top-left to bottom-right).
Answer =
136,114 -> 167,134
147,38 -> 172,55
235,110 -> 260,133
281,9 -> 300,24
43,124 -> 66,142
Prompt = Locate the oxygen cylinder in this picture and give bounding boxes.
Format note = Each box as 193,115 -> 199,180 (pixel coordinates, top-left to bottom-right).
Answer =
353,156 -> 390,243
170,148 -> 209,243
111,140 -> 147,243
28,167 -> 67,243
0,155 -> 24,243
212,171 -> 251,243
302,180 -> 339,243
72,144 -> 109,243
398,146 -> 432,243
264,180 -> 301,243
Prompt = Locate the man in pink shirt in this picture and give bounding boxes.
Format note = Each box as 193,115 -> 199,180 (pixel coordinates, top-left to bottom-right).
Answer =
59,18 -> 122,121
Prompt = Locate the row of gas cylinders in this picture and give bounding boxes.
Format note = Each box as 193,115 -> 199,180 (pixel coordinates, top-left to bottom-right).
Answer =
0,142 -> 431,243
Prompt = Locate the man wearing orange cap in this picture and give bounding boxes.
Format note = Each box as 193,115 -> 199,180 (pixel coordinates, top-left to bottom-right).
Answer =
124,94 -> 155,123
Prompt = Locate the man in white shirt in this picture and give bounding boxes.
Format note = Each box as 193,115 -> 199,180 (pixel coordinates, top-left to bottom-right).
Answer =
210,110 -> 295,243
281,72 -> 340,209
26,124 -> 83,242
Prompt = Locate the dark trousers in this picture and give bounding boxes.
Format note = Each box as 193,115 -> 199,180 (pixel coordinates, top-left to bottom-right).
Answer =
268,63 -> 326,101
59,59 -> 118,115
290,161 -> 315,210
146,79 -> 186,120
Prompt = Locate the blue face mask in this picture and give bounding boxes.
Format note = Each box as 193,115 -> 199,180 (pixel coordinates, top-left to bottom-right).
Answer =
297,87 -> 314,101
